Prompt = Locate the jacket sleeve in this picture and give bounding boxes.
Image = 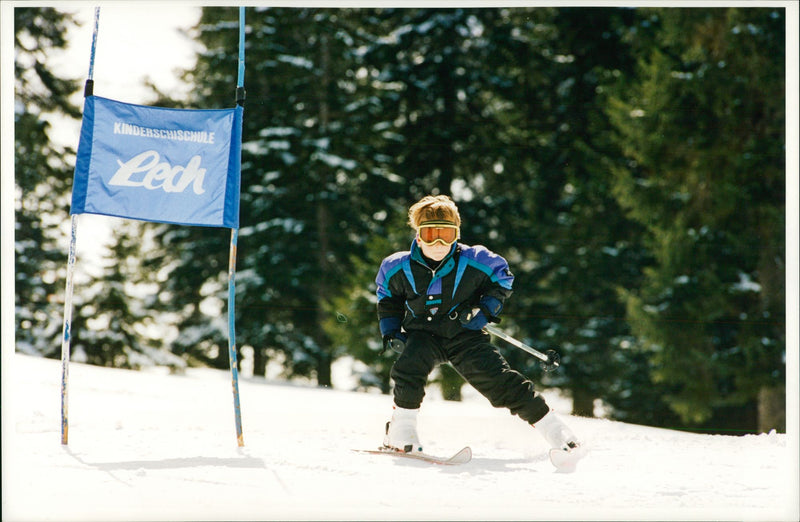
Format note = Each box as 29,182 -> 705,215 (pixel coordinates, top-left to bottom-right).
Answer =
474,247 -> 514,320
375,253 -> 408,336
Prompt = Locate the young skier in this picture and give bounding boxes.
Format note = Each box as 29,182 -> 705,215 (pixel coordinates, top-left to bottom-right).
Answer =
375,194 -> 584,466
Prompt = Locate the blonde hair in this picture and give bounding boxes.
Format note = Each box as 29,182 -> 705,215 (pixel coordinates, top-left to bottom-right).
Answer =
408,195 -> 461,229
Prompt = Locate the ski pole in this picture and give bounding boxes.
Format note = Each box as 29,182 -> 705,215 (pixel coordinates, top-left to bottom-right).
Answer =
484,324 -> 561,372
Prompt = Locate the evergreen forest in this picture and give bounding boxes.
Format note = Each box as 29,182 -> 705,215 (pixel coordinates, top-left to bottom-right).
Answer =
14,6 -> 788,434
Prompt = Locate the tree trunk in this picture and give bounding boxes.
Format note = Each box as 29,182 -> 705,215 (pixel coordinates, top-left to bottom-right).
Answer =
757,385 -> 785,433
313,30 -> 333,389
314,200 -> 333,388
317,351 -> 332,389
253,346 -> 267,378
571,389 -> 595,418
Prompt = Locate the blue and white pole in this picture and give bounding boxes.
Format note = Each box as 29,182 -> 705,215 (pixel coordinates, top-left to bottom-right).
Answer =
227,5 -> 247,447
61,6 -> 101,445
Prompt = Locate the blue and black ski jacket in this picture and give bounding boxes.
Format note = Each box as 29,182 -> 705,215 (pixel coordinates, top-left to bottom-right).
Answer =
375,240 -> 514,340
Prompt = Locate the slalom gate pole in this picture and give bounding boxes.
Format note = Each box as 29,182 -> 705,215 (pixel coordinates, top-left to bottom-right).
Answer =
484,324 -> 561,371
60,6 -> 101,445
60,216 -> 78,445
226,6 -> 246,447
227,229 -> 243,446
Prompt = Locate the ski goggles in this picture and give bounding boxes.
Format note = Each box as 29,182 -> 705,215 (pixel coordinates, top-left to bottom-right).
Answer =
417,220 -> 460,246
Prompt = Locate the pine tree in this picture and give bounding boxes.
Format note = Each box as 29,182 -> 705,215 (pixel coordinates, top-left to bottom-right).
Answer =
14,7 -> 81,357
143,222 -> 232,369
71,220 -> 186,370
606,8 -> 785,432
154,7 -> 400,384
424,7 -> 649,418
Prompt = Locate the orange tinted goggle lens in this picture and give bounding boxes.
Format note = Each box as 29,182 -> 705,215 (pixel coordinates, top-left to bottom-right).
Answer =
418,226 -> 458,245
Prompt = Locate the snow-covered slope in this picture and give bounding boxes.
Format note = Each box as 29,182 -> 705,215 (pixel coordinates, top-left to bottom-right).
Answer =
3,353 -> 797,521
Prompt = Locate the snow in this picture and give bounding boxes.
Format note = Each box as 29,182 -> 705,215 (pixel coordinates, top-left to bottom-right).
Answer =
733,271 -> 763,293
3,353 -> 797,522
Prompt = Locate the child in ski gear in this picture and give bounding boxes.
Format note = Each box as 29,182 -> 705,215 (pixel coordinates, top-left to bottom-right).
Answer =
375,195 -> 583,463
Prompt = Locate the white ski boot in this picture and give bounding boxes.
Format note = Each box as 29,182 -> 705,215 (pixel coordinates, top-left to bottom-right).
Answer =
533,410 -> 586,471
383,406 -> 423,454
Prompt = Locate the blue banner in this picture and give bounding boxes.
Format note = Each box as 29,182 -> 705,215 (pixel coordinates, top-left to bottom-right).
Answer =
71,96 -> 242,228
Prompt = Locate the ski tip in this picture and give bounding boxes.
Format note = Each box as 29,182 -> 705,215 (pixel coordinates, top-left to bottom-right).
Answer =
449,446 -> 472,464
355,446 -> 472,465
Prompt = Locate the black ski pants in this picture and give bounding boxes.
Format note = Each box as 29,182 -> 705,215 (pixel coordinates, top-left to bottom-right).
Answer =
391,329 -> 550,425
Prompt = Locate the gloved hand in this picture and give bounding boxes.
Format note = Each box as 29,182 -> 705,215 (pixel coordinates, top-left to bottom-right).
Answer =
379,316 -> 407,353
382,332 -> 407,353
459,308 -> 488,330
458,296 -> 502,330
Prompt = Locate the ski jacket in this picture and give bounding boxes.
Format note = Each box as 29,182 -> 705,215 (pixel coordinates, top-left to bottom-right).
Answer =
376,240 -> 514,339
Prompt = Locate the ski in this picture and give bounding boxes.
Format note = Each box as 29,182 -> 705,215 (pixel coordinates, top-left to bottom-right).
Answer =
355,446 -> 472,465
548,444 -> 587,472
